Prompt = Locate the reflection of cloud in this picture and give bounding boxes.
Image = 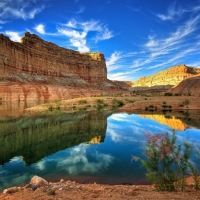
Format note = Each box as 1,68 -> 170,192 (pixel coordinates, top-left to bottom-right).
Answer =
57,144 -> 113,174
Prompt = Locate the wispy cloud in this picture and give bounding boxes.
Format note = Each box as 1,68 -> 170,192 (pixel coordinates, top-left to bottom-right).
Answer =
57,19 -> 114,52
131,14 -> 200,71
0,0 -> 45,23
34,24 -> 45,34
156,3 -> 200,21
5,31 -> 22,42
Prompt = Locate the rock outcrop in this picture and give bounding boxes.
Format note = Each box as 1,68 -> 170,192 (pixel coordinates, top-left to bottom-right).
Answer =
0,32 -> 123,102
169,74 -> 200,96
131,64 -> 200,89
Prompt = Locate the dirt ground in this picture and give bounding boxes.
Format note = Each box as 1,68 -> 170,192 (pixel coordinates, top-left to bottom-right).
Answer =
1,179 -> 200,200
26,94 -> 200,115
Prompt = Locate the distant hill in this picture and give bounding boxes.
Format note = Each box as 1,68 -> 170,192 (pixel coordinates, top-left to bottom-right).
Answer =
168,74 -> 200,96
131,64 -> 200,88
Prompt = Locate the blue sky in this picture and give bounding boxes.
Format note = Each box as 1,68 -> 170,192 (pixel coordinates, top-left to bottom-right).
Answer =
1,0 -> 200,81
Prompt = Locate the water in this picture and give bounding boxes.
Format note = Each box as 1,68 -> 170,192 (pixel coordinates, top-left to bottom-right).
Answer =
0,110 -> 200,190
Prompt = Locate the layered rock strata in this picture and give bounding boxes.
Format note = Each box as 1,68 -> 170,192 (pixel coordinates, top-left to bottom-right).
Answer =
131,65 -> 200,88
0,32 -> 106,83
0,32 -> 123,102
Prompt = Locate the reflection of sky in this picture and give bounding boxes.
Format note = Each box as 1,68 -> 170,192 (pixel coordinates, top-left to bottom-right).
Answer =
1,112 -> 200,190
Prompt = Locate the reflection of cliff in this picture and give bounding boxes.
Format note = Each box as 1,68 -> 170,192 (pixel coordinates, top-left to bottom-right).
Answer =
0,112 -> 108,165
140,114 -> 189,130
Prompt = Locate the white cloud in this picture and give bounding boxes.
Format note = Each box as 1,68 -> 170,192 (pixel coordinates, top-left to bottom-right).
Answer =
5,31 -> 22,42
34,24 -> 45,34
0,0 -> 45,23
95,27 -> 114,42
106,51 -> 123,72
57,19 -> 114,52
132,14 -> 200,71
156,3 -> 200,22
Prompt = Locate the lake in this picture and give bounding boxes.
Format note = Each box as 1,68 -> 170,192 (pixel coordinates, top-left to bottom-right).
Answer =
0,110 -> 200,191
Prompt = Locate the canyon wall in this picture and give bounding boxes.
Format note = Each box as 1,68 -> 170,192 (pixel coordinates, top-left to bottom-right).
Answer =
131,65 -> 200,88
0,32 -> 107,84
0,32 -> 125,102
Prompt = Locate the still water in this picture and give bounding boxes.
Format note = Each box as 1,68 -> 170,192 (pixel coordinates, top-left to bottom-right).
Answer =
0,110 -> 200,190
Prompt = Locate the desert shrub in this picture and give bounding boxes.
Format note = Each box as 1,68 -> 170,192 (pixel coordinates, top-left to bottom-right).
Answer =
48,105 -> 53,111
132,130 -> 195,191
79,99 -> 87,104
112,98 -> 124,108
164,92 -> 173,96
47,189 -> 56,196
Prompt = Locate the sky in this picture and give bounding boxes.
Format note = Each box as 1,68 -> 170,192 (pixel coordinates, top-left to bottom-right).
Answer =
1,0 -> 200,81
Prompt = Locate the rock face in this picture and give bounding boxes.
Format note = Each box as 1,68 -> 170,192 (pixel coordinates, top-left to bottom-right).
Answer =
0,32 -> 106,84
169,74 -> 200,96
131,64 -> 200,88
0,32 -> 123,102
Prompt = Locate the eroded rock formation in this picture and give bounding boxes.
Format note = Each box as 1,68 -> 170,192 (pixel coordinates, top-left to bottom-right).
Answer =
131,64 -> 200,89
169,74 -> 200,96
0,32 -> 123,102
0,32 -> 107,83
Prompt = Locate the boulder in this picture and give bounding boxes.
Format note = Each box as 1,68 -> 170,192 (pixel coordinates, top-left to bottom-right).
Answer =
30,175 -> 49,189
3,186 -> 19,194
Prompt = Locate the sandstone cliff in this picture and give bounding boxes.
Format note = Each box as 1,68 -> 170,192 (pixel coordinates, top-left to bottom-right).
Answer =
0,32 -> 107,83
169,74 -> 200,96
131,64 -> 200,89
0,32 -> 123,102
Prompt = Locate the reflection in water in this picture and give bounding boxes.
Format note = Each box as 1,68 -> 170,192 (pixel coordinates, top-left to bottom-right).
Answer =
0,101 -> 45,116
139,111 -> 200,130
140,114 -> 188,130
0,112 -> 108,165
0,111 -> 200,191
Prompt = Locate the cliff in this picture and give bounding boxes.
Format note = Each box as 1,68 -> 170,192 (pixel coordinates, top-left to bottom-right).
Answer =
131,64 -> 200,88
0,32 -> 107,83
0,32 -> 123,102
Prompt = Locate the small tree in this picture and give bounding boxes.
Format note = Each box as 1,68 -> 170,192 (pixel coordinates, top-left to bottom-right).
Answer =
132,130 -> 194,191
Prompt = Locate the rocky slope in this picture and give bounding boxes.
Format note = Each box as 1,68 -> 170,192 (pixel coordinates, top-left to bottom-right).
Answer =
168,74 -> 200,96
0,32 -> 124,102
131,65 -> 200,91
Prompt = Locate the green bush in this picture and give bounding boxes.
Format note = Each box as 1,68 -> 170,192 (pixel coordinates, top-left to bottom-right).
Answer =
79,99 -> 87,104
112,98 -> 124,108
132,131 -> 197,191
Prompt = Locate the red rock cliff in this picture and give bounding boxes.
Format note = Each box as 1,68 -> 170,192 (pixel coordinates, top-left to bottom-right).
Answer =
0,32 -> 124,103
0,32 -> 107,84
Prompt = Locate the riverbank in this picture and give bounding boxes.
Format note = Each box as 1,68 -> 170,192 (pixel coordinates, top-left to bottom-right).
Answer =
1,177 -> 200,200
26,94 -> 200,115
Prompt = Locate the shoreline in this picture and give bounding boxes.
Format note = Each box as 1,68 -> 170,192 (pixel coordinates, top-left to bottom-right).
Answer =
1,176 -> 200,200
